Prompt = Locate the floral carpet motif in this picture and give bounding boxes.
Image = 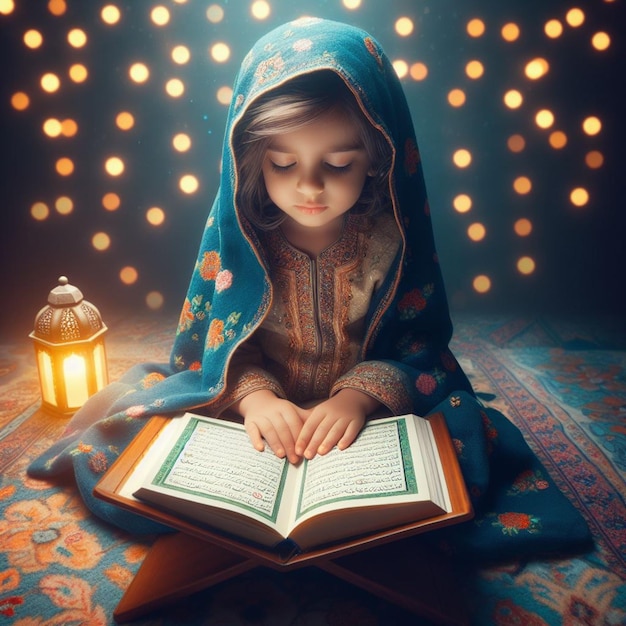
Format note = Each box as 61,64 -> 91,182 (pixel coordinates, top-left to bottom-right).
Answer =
1,314 -> 624,625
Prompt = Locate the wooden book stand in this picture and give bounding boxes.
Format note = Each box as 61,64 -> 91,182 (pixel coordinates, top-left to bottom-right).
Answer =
95,414 -> 472,625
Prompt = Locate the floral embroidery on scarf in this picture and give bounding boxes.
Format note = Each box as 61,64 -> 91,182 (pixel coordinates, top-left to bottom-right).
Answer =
198,250 -> 221,281
396,333 -> 427,358
492,512 -> 542,536
364,37 -> 383,68
508,469 -> 550,496
206,312 -> 241,351
215,269 -> 233,292
141,372 -> 165,389
397,284 -> 434,320
293,38 -> 313,52
188,361 -> 201,371
415,369 -> 445,395
235,94 -> 244,109
440,350 -> 458,372
404,137 -> 420,175
254,53 -> 285,85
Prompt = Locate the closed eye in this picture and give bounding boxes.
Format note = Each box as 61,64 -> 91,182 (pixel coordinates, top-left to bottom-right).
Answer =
269,162 -> 296,172
325,162 -> 352,173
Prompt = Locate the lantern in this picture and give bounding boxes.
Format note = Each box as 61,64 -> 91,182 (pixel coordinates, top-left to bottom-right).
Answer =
30,276 -> 108,415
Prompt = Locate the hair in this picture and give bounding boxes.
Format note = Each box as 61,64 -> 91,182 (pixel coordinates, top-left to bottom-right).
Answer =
233,71 -> 392,230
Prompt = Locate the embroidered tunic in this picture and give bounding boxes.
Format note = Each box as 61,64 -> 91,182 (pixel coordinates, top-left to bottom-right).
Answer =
217,213 -> 413,415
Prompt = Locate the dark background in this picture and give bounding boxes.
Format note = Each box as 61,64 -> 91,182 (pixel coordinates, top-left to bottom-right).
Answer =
1,0 -> 624,340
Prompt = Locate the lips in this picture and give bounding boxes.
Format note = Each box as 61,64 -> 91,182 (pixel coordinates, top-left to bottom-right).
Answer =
295,204 -> 327,214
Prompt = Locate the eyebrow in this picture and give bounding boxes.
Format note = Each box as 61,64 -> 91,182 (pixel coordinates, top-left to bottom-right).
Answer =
267,142 -> 364,154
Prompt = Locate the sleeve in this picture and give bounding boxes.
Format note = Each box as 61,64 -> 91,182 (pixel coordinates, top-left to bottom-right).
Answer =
330,360 -> 415,415
209,334 -> 287,415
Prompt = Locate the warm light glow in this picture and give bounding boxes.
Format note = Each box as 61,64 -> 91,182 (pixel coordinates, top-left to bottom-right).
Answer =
465,60 -> 484,79
173,133 -> 191,152
447,88 -> 466,107
11,92 -> 30,110
61,119 -> 78,137
172,45 -> 190,64
507,134 -> 526,152
56,157 -> 74,176
517,256 -> 536,275
101,4 -> 122,25
116,111 -> 134,130
544,19 -> 563,38
68,64 -> 88,82
146,207 -> 165,226
31,202 -> 49,221
501,23 -> 520,42
48,0 -> 67,16
55,196 -> 73,215
525,58 -> 549,80
180,174 -> 199,194
570,187 -> 589,207
592,32 -> 611,51
582,116 -> 602,135
41,73 -> 61,93
120,266 -> 139,285
343,0 -> 362,9
92,232 -> 111,251
393,60 -> 409,79
585,150 -> 604,169
453,194 -> 472,213
473,275 -> 491,294
514,218 -> 533,237
513,176 -> 532,194
165,78 -> 185,97
211,42 -> 231,63
548,130 -> 567,149
67,28 -> 87,48
206,4 -> 224,22
410,63 -> 428,81
251,1 -> 271,20
129,62 -> 150,83
102,192 -> 121,211
0,0 -> 15,16
146,291 -> 165,310
216,86 -> 233,105
566,8 -> 585,27
535,109 -> 555,129
395,17 -> 414,37
105,156 -> 125,176
24,29 -> 44,49
63,354 -> 89,408
453,149 -> 472,168
467,223 -> 486,242
504,89 -> 523,109
43,118 -> 62,137
466,18 -> 485,38
151,6 -> 170,26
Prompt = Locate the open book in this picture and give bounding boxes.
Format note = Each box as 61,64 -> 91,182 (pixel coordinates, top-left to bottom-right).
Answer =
114,412 -> 470,553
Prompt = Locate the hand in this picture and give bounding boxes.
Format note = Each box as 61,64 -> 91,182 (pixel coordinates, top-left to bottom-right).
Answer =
236,390 -> 308,464
295,389 -> 380,460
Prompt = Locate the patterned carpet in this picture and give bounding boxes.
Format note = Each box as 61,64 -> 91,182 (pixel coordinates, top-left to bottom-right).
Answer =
0,314 -> 624,625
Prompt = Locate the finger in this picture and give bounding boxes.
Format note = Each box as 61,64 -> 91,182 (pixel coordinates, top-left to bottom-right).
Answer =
295,412 -> 325,457
243,420 -> 265,453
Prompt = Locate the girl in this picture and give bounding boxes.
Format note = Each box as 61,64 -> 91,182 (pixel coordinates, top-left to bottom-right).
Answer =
30,19 -> 589,559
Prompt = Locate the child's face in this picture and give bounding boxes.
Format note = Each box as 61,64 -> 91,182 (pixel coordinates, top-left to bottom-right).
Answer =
261,108 -> 372,239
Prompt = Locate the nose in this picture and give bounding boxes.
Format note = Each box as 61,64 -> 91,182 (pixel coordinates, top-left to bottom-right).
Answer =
296,168 -> 324,198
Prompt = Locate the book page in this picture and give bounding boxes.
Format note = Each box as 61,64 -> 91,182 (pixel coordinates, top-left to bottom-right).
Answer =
295,418 -> 417,520
143,417 -> 290,523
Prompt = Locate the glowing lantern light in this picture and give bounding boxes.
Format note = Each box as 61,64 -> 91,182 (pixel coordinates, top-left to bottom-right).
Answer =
30,276 -> 108,415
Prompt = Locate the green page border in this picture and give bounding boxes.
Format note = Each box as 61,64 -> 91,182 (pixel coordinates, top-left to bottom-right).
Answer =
151,418 -> 290,523
295,418 -> 417,518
